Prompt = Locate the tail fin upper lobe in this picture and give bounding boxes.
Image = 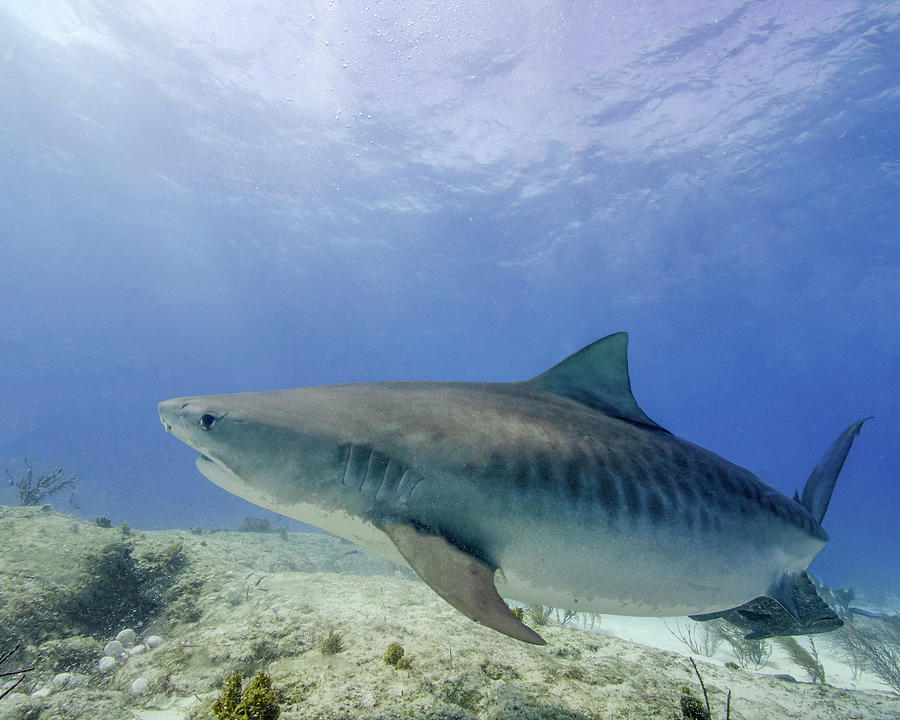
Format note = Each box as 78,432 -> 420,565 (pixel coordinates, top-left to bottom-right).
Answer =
799,418 -> 870,524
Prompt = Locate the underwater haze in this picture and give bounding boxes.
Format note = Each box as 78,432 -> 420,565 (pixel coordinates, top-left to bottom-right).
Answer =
1,0 -> 898,601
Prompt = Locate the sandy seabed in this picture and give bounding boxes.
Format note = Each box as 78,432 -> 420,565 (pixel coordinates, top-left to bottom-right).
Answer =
1,505 -> 898,720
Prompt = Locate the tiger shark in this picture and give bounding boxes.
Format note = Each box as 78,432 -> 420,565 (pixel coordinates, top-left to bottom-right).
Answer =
158,333 -> 865,644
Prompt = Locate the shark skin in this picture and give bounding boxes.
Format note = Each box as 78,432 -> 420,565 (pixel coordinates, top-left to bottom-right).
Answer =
158,333 -> 865,644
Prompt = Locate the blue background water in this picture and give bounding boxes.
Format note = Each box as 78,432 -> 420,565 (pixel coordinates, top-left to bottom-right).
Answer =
1,1 -> 897,600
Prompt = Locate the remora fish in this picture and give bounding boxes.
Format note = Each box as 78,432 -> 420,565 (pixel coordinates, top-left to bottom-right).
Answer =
158,333 -> 865,644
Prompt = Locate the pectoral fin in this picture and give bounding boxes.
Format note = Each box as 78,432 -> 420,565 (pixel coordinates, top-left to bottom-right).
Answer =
382,521 -> 545,645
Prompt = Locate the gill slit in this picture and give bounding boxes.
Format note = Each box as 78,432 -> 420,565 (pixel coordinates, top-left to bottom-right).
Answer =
375,459 -> 391,501
360,446 -> 375,491
341,443 -> 353,486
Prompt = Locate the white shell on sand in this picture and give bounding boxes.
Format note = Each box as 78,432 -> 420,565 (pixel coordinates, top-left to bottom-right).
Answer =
130,677 -> 148,695
51,673 -> 74,690
102,640 -> 123,657
116,628 -> 137,646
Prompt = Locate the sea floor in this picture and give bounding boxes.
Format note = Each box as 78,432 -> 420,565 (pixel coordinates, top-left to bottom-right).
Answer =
1,504 -> 898,720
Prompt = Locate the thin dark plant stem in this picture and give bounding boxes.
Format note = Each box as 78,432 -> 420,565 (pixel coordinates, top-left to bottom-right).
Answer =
726,689 -> 731,720
0,674 -> 26,700
689,656 -> 711,716
0,645 -> 35,700
0,645 -> 18,665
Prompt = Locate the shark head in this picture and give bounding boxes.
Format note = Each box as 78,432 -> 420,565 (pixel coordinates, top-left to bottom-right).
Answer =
158,383 -> 550,645
158,390 -> 357,513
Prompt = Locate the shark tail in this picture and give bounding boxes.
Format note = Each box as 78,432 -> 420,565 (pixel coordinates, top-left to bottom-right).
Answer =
691,419 -> 870,639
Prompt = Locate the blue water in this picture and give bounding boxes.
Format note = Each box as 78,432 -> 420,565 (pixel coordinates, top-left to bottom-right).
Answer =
1,2 -> 897,600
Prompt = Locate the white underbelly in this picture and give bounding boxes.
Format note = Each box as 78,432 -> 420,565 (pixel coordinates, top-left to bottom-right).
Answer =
489,525 -> 807,617
494,566 -> 731,616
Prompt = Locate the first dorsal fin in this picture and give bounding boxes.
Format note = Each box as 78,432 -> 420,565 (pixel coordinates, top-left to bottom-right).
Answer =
528,332 -> 668,432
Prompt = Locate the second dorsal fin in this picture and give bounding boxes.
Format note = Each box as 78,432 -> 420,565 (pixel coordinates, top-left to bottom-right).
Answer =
528,332 -> 667,432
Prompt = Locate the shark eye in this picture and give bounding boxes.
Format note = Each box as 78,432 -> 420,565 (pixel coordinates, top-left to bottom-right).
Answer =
199,414 -> 217,431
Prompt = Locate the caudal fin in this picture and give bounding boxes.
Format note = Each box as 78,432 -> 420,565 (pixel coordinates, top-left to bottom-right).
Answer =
799,418 -> 870,525
690,420 -> 870,639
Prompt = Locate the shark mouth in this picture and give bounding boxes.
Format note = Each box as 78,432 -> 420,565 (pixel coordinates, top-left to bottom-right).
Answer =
195,454 -> 242,492
197,454 -> 225,472
196,453 -> 224,475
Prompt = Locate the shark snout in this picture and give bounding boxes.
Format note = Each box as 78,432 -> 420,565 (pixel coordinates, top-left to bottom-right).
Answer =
158,396 -> 226,455
158,397 -> 198,437
158,398 -> 180,432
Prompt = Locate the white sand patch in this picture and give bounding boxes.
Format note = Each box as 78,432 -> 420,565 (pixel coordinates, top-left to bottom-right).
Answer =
594,614 -> 892,693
